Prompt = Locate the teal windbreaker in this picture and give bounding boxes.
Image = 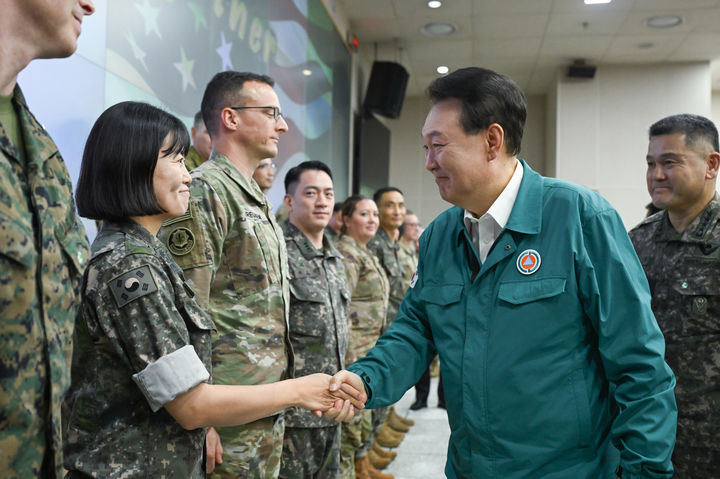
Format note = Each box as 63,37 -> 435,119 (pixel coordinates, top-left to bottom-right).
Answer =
348,160 -> 676,478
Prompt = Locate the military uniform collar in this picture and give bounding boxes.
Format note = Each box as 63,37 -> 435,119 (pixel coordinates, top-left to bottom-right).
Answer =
208,152 -> 268,206
0,85 -> 51,166
375,227 -> 400,250
655,193 -> 720,242
283,220 -> 342,260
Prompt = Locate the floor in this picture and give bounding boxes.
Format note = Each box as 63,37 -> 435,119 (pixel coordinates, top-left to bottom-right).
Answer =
383,376 -> 450,478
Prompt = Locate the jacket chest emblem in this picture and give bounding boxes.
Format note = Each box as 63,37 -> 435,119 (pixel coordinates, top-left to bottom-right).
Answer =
517,249 -> 541,275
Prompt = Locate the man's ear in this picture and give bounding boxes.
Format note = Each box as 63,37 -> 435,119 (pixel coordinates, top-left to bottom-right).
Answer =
706,151 -> 720,180
485,123 -> 505,161
283,193 -> 293,212
220,107 -> 239,131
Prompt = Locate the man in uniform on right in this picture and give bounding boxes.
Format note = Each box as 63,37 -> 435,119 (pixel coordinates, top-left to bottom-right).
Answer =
184,111 -> 212,171
630,113 -> 720,477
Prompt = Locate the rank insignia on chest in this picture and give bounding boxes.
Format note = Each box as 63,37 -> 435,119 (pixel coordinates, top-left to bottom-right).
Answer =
517,249 -> 541,275
108,265 -> 158,307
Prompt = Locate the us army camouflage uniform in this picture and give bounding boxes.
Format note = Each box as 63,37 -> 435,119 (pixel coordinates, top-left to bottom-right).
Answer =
336,235 -> 389,478
630,196 -> 720,478
279,221 -> 349,479
368,227 -> 407,329
184,145 -> 204,171
398,240 -> 418,285
158,152 -> 292,479
0,86 -> 90,479
63,220 -> 214,478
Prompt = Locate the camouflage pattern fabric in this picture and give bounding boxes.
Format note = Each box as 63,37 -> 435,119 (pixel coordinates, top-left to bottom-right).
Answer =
282,221 -> 349,428
630,197 -> 720,478
368,228 -> 407,328
158,152 -> 292,478
63,220 -> 214,478
184,145 -> 205,171
280,425 -> 341,479
0,85 -> 90,479
336,235 -> 389,360
398,240 -> 418,284
211,415 -> 284,479
339,409 -> 372,478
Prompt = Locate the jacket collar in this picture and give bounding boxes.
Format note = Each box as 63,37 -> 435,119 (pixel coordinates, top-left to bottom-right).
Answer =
283,220 -> 343,261
654,193 -> 720,243
207,152 -> 268,207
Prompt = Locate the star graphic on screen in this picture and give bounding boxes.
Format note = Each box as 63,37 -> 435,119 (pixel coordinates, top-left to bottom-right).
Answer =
216,32 -> 234,71
174,47 -> 196,91
212,0 -> 224,16
135,0 -> 162,39
125,31 -> 148,71
187,1 -> 207,32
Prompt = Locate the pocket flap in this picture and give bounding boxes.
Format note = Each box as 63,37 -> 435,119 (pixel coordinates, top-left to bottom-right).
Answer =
498,277 -> 566,305
420,284 -> 463,306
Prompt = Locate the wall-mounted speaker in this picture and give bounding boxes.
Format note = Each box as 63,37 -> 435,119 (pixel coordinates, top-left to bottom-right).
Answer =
567,63 -> 596,79
364,61 -> 409,119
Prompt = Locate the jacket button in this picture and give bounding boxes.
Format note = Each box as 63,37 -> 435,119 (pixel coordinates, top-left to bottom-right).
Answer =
504,244 -> 511,250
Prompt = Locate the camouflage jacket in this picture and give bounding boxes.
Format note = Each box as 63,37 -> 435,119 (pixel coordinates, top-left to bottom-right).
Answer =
63,220 -> 214,478
336,235 -> 389,360
184,146 -> 204,171
158,152 -> 292,388
398,240 -> 418,285
0,85 -> 89,478
283,222 -> 349,428
368,227 -> 408,327
630,196 -> 720,459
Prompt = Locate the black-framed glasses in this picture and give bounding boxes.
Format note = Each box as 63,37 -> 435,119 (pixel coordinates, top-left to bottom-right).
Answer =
230,105 -> 283,121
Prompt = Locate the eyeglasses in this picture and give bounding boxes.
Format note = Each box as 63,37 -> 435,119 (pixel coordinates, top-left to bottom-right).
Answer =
230,105 -> 283,121
258,163 -> 276,170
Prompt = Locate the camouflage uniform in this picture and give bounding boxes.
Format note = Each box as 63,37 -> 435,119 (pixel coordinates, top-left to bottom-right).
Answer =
63,220 -> 214,478
368,228 -> 406,329
630,197 -> 720,478
0,86 -> 90,479
184,145 -> 204,171
279,221 -> 349,479
398,240 -> 418,284
336,235 -> 389,478
158,152 -> 292,479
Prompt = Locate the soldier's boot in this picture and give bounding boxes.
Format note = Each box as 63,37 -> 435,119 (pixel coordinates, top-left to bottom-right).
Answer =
372,440 -> 397,460
390,407 -> 414,427
354,455 -> 372,479
368,448 -> 394,470
366,456 -> 394,479
386,412 -> 410,433
375,424 -> 404,448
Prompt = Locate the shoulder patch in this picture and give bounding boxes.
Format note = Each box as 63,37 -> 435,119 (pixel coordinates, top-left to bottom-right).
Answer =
108,265 -> 158,307
166,226 -> 195,256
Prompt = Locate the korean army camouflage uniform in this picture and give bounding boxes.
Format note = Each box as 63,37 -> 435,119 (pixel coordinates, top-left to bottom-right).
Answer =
158,152 -> 292,479
368,227 -> 408,330
279,221 -> 350,479
184,145 -> 204,171
335,235 -> 389,479
0,86 -> 90,479
63,220 -> 214,478
630,196 -> 720,478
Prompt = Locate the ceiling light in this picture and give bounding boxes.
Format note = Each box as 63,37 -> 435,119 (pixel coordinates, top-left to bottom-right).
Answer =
302,69 -> 312,76
437,66 -> 449,74
428,0 -> 442,8
420,22 -> 458,36
584,0 -> 611,4
645,14 -> 683,29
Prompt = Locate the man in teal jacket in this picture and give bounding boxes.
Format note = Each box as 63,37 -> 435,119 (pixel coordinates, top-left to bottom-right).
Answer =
327,67 -> 677,478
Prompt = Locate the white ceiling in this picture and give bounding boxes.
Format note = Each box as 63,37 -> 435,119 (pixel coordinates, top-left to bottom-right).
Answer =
337,0 -> 720,96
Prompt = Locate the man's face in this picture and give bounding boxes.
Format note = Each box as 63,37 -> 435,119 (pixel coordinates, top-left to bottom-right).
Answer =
377,190 -> 406,232
22,0 -> 95,59
286,169 -> 334,237
402,214 -> 421,242
253,158 -> 275,190
646,133 -> 713,214
422,98 -> 493,208
191,125 -> 212,162
233,81 -> 289,161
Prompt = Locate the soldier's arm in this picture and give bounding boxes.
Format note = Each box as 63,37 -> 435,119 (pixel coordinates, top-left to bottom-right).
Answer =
340,253 -> 360,294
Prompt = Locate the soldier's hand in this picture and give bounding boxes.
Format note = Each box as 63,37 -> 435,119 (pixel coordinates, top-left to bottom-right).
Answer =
205,427 -> 223,474
323,398 -> 357,423
293,373 -> 365,414
328,369 -> 367,403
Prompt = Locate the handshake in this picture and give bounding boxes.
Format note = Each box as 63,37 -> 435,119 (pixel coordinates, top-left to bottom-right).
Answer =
294,370 -> 367,422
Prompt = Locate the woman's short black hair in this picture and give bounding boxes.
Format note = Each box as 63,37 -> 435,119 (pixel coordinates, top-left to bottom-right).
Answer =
76,101 -> 190,221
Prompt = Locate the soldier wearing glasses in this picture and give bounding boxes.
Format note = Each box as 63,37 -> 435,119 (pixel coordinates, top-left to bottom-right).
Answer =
160,71 -> 293,478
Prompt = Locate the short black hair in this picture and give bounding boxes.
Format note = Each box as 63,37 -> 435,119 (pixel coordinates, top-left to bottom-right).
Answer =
284,160 -> 333,194
201,71 -> 274,137
193,110 -> 205,130
373,186 -> 403,205
333,201 -> 344,213
427,67 -> 527,156
340,195 -> 372,235
75,101 -> 190,221
649,114 -> 719,152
